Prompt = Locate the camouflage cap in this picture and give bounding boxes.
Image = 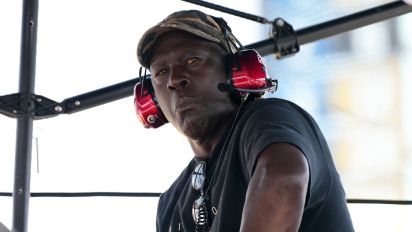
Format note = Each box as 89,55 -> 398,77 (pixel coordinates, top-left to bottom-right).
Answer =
137,10 -> 238,69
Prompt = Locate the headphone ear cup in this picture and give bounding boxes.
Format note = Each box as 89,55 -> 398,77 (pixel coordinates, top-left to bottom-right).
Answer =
230,49 -> 269,90
133,80 -> 168,128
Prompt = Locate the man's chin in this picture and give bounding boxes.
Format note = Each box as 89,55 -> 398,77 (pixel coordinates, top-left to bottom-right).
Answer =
176,118 -> 206,140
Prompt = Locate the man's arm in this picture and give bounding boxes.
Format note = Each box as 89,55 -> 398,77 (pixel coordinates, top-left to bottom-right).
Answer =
240,143 -> 309,232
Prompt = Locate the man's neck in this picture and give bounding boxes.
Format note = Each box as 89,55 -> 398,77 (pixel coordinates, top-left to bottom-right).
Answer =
188,110 -> 237,159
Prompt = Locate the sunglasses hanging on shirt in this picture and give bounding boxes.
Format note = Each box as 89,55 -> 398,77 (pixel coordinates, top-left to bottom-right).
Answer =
191,161 -> 209,230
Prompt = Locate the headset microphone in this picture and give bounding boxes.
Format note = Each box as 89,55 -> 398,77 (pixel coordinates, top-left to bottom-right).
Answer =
217,83 -> 231,92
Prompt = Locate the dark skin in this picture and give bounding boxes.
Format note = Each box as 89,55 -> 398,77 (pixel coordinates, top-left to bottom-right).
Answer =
149,30 -> 237,158
149,30 -> 309,232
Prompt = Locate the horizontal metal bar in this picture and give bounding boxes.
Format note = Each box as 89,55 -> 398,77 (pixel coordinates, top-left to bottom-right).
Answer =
55,1 -> 412,115
246,1 -> 412,56
297,0 -> 412,45
1,192 -> 412,205
61,78 -> 139,114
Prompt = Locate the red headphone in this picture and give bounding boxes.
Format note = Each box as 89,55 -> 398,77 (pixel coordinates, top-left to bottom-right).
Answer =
133,49 -> 277,128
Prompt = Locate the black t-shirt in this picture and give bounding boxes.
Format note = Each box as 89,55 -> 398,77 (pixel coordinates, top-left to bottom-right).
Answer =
156,98 -> 354,232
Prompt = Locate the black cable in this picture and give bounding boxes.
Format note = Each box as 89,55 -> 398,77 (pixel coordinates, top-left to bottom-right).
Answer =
1,192 -> 412,205
0,192 -> 161,197
31,192 -> 162,197
181,0 -> 271,24
347,199 -> 412,205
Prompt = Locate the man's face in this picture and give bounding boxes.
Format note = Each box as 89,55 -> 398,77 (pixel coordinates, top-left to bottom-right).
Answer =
149,30 -> 237,140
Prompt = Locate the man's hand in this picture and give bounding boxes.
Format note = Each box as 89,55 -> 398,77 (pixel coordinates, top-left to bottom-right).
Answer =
240,143 -> 309,232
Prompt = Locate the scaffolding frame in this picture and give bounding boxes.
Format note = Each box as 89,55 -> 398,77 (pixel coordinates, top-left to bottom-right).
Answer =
1,1 -> 411,231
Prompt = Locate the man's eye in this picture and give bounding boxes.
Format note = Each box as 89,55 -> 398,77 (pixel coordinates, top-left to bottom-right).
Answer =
155,69 -> 167,77
186,57 -> 200,64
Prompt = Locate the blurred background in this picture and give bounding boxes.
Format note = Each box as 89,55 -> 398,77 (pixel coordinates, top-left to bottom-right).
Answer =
1,0 -> 411,231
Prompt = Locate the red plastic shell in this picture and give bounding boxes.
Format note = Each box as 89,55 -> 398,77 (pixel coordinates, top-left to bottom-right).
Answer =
230,49 -> 268,90
134,83 -> 166,128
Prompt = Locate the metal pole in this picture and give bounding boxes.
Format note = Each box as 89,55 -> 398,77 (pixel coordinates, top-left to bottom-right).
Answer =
62,78 -> 139,114
246,1 -> 412,56
58,1 -> 412,115
296,0 -> 412,45
12,0 -> 39,231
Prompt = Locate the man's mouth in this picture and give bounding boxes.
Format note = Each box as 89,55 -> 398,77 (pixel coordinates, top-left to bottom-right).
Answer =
174,97 -> 200,115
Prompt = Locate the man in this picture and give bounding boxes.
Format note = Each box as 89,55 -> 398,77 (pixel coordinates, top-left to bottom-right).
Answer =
136,10 -> 354,232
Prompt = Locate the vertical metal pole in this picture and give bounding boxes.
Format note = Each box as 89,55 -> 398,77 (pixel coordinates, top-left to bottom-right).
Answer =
12,0 -> 39,231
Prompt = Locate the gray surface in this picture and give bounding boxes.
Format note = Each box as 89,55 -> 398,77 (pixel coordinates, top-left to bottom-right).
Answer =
0,222 -> 10,232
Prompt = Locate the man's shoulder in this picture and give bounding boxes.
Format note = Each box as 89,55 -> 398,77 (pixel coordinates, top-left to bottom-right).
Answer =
241,97 -> 310,121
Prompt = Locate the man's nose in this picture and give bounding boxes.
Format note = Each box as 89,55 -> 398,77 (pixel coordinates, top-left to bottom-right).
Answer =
167,66 -> 191,90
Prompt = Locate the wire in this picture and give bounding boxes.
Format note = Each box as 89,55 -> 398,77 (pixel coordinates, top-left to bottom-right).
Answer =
1,192 -> 412,205
347,199 -> 412,205
0,192 -> 160,197
181,0 -> 272,24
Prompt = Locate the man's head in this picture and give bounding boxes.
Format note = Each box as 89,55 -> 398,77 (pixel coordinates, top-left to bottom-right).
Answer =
136,10 -> 239,140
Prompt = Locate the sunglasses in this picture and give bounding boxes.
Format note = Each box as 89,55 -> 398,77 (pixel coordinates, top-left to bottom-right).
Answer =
192,161 -> 209,228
